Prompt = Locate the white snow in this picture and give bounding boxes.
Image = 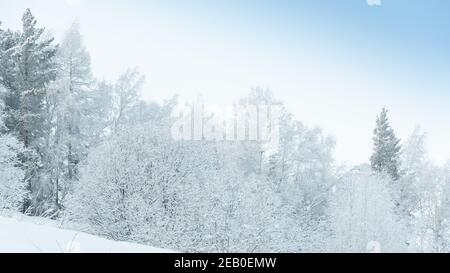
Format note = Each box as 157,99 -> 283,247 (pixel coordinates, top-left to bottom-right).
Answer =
0,215 -> 172,253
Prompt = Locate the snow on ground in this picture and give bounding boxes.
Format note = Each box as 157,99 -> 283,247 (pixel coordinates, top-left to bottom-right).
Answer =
0,215 -> 172,253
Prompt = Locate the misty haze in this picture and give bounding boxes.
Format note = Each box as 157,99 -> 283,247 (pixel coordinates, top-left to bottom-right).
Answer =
1,0 -> 450,256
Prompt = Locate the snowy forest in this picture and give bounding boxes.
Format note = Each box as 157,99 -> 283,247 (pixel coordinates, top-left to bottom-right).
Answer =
1,9 -> 450,253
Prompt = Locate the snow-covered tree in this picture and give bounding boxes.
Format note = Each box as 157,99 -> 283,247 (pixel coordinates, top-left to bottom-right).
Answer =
393,127 -> 425,216
110,68 -> 145,132
42,22 -> 96,213
402,126 -> 427,174
329,165 -> 407,252
243,89 -> 336,252
0,9 -> 58,214
390,127 -> 450,252
411,164 -> 450,252
370,107 -> 402,180
65,115 -> 209,246
57,21 -> 93,182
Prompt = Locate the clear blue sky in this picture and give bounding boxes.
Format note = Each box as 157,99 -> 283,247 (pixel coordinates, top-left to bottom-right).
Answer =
1,0 -> 450,165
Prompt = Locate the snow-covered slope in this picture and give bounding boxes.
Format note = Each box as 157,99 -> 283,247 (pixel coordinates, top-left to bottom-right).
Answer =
0,216 -> 171,253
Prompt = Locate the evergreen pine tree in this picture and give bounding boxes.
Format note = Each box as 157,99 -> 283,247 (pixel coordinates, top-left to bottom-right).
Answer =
370,107 -> 402,180
0,9 -> 58,214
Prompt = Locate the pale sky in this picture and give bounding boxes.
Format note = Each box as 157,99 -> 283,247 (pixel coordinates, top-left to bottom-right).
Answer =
1,0 -> 450,166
